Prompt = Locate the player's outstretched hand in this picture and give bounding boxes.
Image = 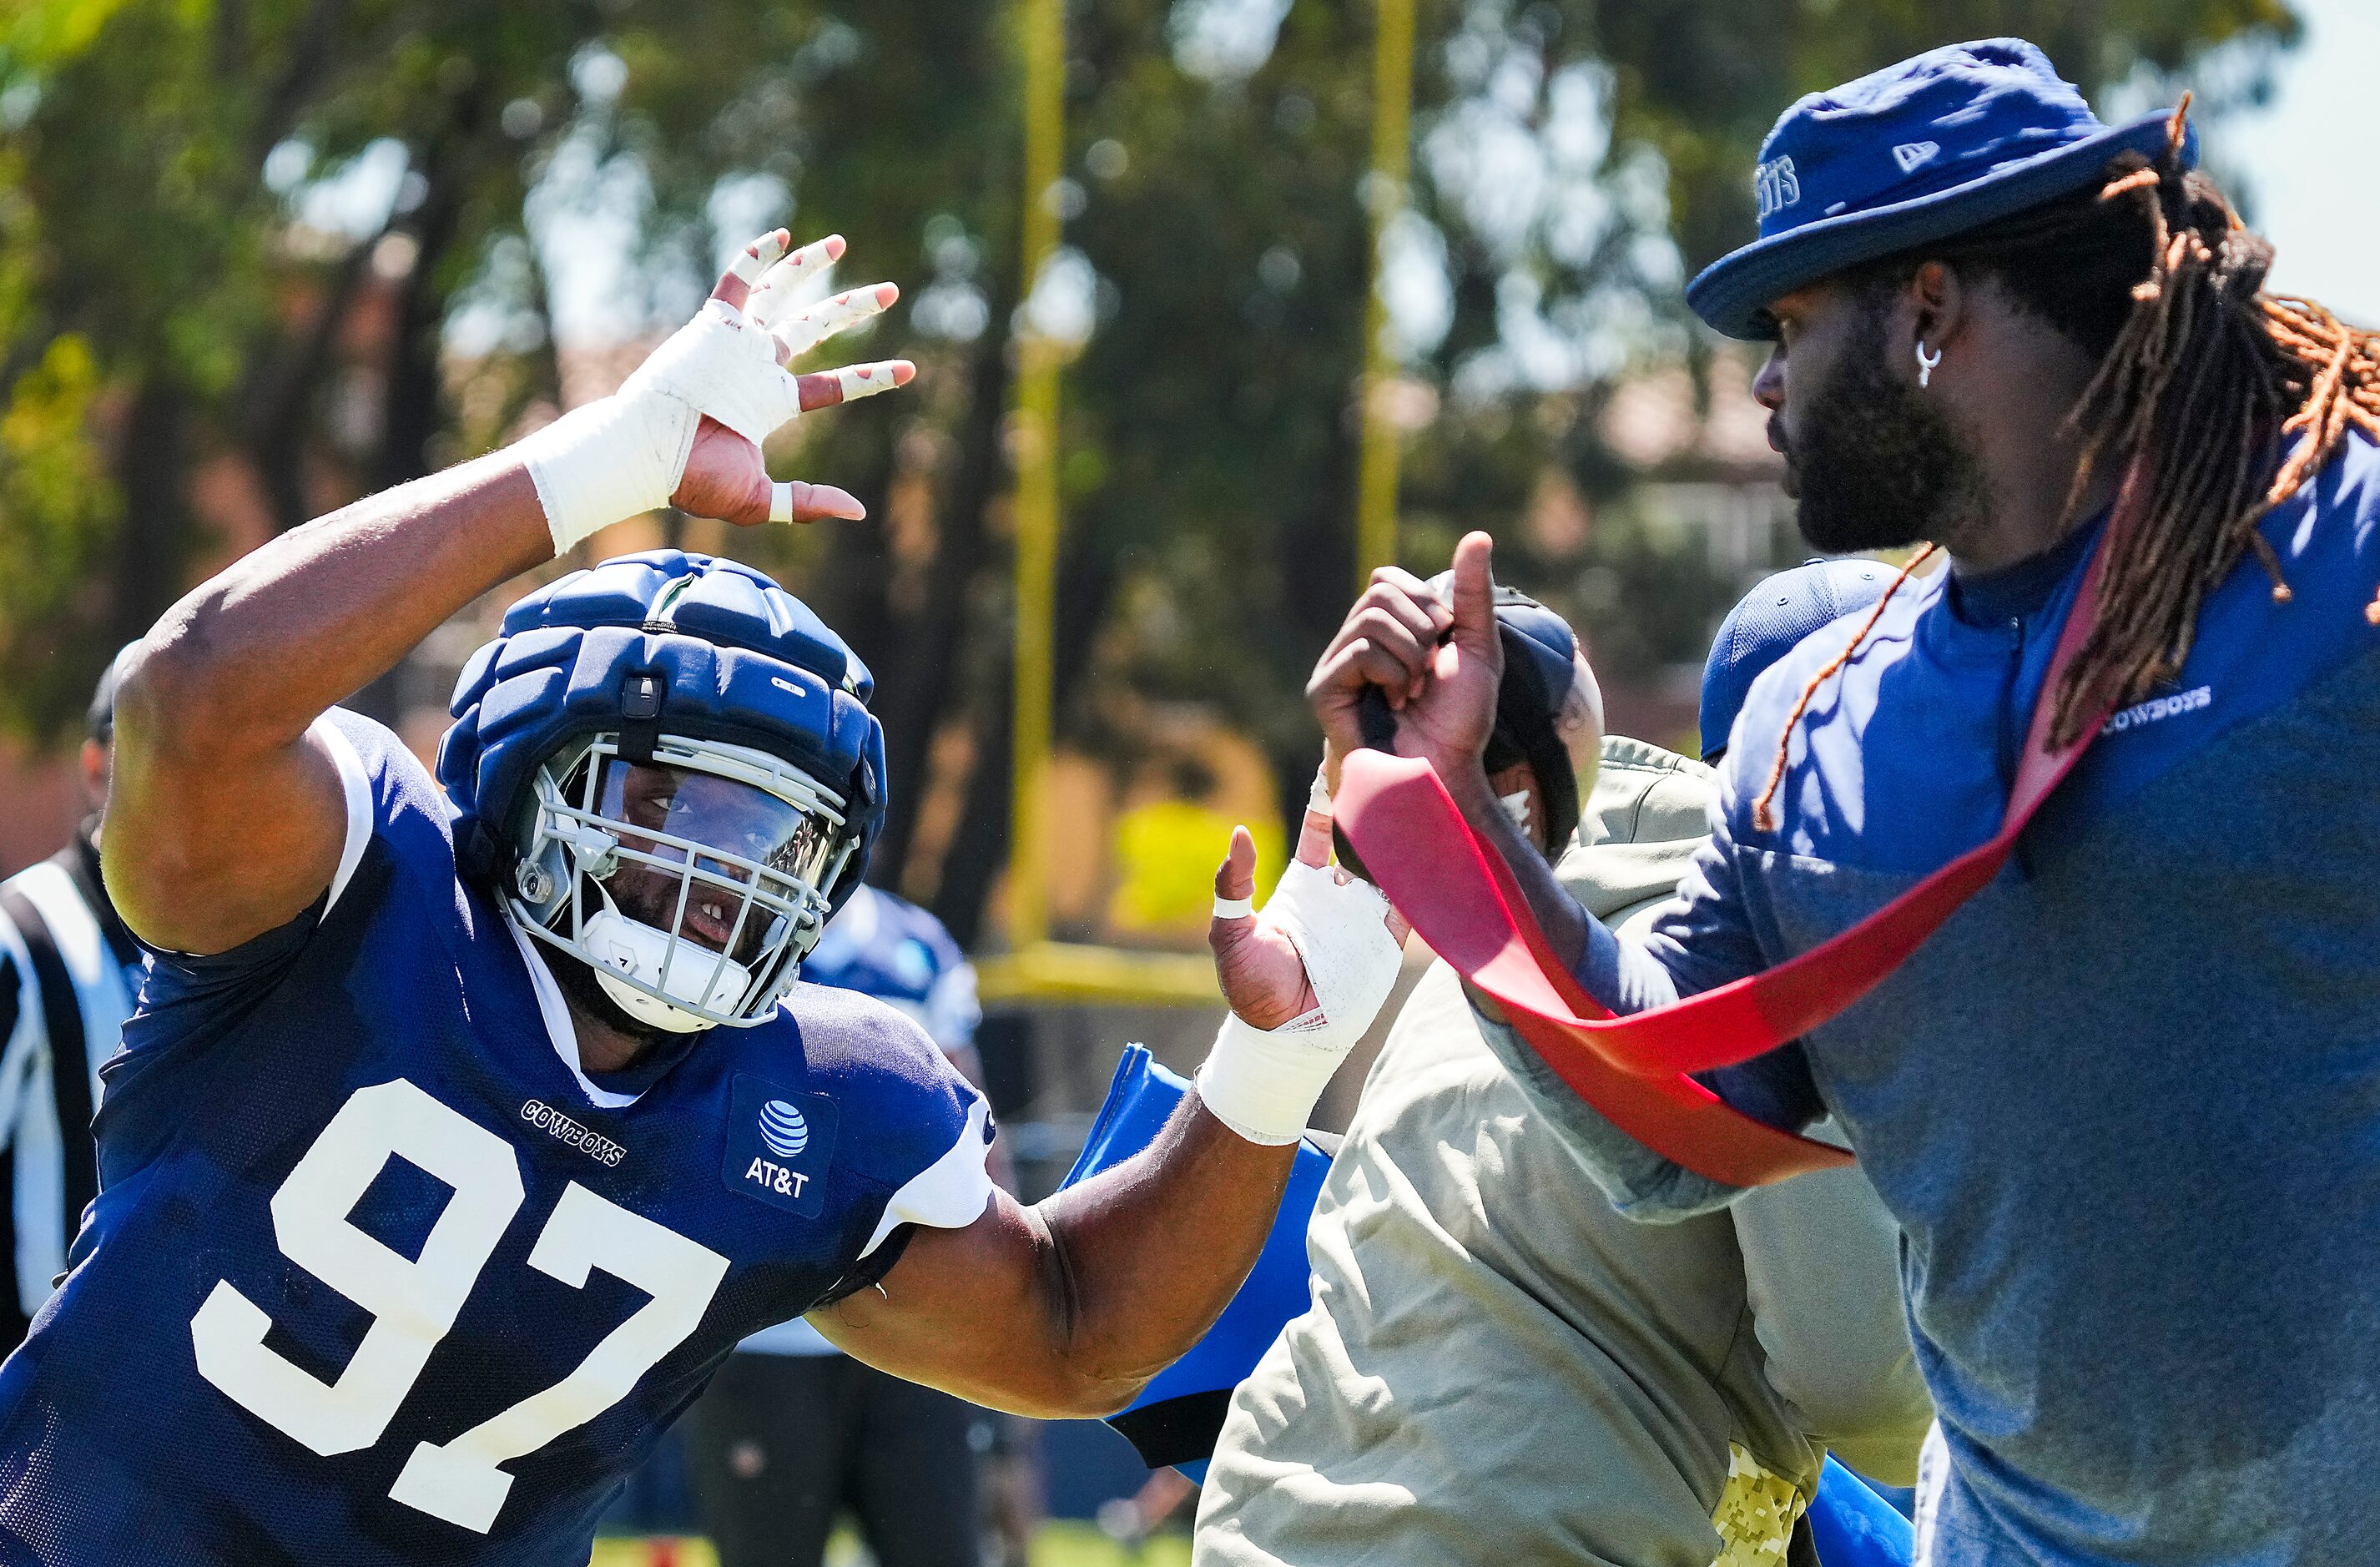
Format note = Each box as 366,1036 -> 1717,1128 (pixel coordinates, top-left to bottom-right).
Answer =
666,230 -> 916,527
1208,792 -> 1409,1031
1209,827 -> 1317,1030
1306,531 -> 1501,780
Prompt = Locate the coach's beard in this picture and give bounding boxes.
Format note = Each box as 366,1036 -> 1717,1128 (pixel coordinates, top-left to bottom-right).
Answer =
1787,314 -> 1991,556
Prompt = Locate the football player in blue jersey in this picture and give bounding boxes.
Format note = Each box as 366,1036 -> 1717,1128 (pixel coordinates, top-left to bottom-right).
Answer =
686,883 -> 1010,1567
0,233 -> 1410,1565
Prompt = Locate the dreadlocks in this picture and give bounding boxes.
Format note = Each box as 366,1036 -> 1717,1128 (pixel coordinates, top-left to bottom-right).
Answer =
2047,101 -> 2380,743
1758,99 -> 2380,831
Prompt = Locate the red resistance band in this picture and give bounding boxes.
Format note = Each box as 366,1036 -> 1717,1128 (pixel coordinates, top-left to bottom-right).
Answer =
1336,542 -> 2114,1187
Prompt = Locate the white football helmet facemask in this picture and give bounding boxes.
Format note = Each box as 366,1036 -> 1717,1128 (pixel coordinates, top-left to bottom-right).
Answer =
506,733 -> 859,1031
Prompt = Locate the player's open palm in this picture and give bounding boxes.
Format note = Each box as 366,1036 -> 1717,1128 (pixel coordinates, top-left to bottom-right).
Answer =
658,230 -> 915,527
1208,827 -> 1315,1029
1208,801 -> 1409,1030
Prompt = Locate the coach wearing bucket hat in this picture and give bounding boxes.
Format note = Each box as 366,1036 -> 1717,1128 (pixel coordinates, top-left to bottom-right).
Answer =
1312,35 -> 2380,1567
1687,39 -> 2197,340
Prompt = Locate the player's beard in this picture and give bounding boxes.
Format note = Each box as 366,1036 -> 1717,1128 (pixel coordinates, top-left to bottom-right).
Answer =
1787,303 -> 1991,555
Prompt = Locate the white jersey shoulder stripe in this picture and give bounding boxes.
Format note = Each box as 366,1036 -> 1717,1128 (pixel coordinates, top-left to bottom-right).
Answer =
858,1095 -> 994,1259
315,715 -> 375,918
9,861 -> 129,1098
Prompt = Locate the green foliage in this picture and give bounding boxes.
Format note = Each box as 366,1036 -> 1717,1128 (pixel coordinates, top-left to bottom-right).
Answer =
0,332 -> 118,726
0,0 -> 2302,933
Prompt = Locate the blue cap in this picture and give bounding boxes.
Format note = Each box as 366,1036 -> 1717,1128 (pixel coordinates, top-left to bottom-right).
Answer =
1687,39 -> 2197,340
1700,560 -> 1894,760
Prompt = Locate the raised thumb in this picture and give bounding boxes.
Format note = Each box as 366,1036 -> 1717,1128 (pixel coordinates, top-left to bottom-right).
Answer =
1449,532 -> 1497,653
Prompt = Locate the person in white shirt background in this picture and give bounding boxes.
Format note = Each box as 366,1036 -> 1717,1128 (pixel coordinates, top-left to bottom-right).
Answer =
0,648 -> 142,1350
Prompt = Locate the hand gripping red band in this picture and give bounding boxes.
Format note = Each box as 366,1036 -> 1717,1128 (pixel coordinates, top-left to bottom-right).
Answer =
1337,542 -> 2111,1186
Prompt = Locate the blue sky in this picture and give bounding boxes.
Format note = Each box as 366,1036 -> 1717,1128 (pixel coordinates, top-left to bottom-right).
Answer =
2213,0 -> 2380,325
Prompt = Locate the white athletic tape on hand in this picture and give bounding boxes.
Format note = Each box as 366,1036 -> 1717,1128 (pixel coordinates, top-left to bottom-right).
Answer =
824,362 -> 906,404
517,396 -> 693,556
1308,764 -> 1332,815
1212,894 -> 1254,920
519,298 -> 799,552
1498,788 -> 1533,830
620,299 -> 803,450
770,482 -> 797,525
774,288 -> 889,360
1266,859 -> 1402,1047
747,237 -> 840,329
517,237 -> 900,555
1196,1011 -> 1340,1146
727,231 -> 788,286
1193,859 -> 1404,1145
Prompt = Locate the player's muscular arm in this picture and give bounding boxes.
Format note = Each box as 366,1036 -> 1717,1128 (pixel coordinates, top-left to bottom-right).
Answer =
817,814 -> 1408,1418
1307,532 -> 1597,971
817,1101 -> 1298,1418
108,233 -> 912,955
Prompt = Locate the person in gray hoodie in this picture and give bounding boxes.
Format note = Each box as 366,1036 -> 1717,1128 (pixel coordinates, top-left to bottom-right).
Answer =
1195,563 -> 1929,1567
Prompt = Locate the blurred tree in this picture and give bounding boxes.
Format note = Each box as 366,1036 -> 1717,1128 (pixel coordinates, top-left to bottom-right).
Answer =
0,0 -> 2297,946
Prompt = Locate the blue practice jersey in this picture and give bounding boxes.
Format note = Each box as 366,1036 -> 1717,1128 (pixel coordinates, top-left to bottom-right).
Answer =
0,713 -> 994,1566
802,884 -> 979,1053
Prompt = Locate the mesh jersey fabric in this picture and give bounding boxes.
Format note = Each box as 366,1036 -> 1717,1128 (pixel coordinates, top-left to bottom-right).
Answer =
735,884 -> 979,1357
0,711 -> 991,1567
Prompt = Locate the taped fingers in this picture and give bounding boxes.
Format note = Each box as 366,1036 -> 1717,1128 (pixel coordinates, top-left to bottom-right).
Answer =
773,284 -> 899,361
726,231 -> 789,285
770,481 -> 867,523
1294,768 -> 1334,868
713,230 -> 790,312
747,234 -> 848,328
795,360 -> 915,412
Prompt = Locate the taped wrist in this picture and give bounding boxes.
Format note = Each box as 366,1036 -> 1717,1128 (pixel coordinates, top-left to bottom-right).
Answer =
1193,858 -> 1404,1146
517,299 -> 807,554
517,396 -> 693,554
1195,1011 -> 1344,1146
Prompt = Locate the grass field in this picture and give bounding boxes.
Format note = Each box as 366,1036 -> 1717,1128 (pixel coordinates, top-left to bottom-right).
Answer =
590,1524 -> 1193,1567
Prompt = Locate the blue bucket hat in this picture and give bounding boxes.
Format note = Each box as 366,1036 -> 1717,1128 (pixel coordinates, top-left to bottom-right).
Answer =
1687,38 -> 2198,340
1701,558 -> 1894,760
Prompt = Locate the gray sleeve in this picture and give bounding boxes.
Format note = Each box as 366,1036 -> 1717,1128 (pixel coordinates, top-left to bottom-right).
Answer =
1571,758 -> 1775,1015
1494,776 -> 1799,1217
1470,1000 -> 1751,1220
1731,1149 -> 1934,1484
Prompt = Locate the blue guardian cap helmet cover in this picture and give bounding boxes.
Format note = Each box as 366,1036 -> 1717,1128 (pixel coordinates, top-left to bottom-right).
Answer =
1701,558 -> 1894,760
437,552 -> 888,1034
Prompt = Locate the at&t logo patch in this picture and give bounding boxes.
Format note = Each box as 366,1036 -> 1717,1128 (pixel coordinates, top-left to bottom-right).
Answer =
723,1075 -> 837,1217
759,1100 -> 810,1158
